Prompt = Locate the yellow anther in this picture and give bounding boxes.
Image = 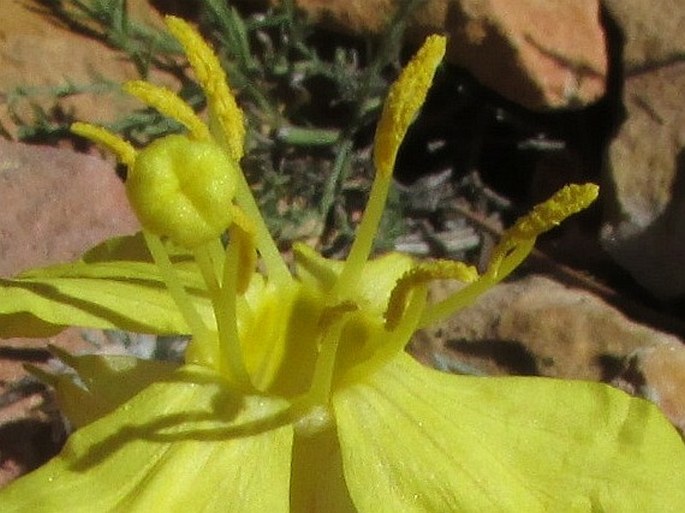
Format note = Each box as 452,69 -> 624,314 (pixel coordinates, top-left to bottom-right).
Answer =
385,260 -> 478,330
227,204 -> 257,294
165,15 -> 246,161
373,34 -> 446,178
123,81 -> 211,141
318,301 -> 359,330
507,183 -> 599,240
487,183 -> 599,278
71,122 -> 137,168
334,35 -> 446,297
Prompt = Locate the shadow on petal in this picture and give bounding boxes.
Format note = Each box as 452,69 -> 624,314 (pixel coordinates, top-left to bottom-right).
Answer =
1,366 -> 294,513
62,366 -> 293,471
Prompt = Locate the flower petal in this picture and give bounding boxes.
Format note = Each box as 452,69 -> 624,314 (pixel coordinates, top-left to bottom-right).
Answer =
0,367 -> 293,512
334,353 -> 685,513
295,244 -> 415,315
290,427 -> 358,513
0,236 -> 212,337
37,350 -> 179,428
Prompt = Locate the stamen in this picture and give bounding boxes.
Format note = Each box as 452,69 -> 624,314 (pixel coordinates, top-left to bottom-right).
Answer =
307,301 -> 358,403
484,238 -> 535,281
233,162 -> 292,285
193,244 -> 221,298
374,35 -> 446,179
419,274 -> 498,329
332,176 -> 391,298
208,238 -> 227,284
165,15 -> 291,285
123,81 -> 211,141
213,219 -> 257,389
334,35 -> 446,298
385,260 -> 478,330
505,183 -> 599,241
164,15 -> 245,162
318,301 -> 358,331
142,231 -> 211,347
486,183 -> 598,280
71,122 -> 136,167
420,184 -> 599,328
188,229 -> 254,389
293,242 -> 338,290
338,286 -> 427,388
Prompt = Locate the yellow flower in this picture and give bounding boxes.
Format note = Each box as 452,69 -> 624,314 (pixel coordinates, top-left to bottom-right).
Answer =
0,16 -> 683,513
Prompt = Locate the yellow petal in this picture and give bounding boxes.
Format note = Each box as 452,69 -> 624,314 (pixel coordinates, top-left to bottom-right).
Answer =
0,367 -> 293,513
290,427 -> 358,513
0,257 -> 212,338
244,282 -> 320,396
334,353 -> 685,512
294,245 -> 415,315
45,347 -> 179,428
356,253 -> 416,315
293,242 -> 340,291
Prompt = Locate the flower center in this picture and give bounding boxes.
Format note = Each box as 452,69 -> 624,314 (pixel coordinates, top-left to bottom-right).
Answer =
69,17 -> 600,444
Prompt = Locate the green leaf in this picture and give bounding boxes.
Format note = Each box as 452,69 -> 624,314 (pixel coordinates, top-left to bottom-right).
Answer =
334,353 -> 685,513
0,366 -> 293,513
0,235 -> 211,337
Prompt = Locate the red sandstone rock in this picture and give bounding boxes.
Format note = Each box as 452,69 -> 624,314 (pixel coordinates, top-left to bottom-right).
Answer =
447,0 -> 607,110
0,0 -> 173,138
273,0 -> 608,110
0,139 -> 139,276
600,2 -> 685,298
603,0 -> 685,72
